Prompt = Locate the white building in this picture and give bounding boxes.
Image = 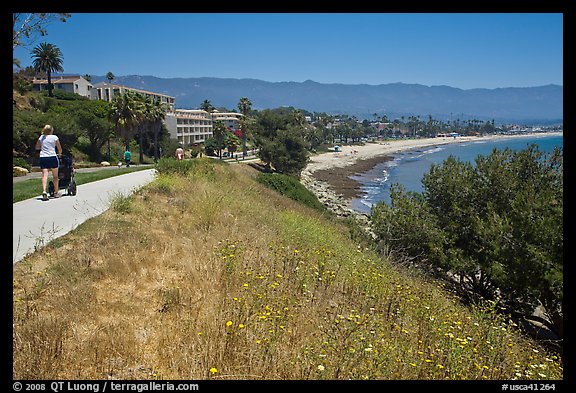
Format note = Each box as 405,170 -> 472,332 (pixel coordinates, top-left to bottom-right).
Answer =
31,75 -> 93,98
91,82 -> 175,110
164,110 -> 245,146
211,111 -> 244,131
165,109 -> 213,145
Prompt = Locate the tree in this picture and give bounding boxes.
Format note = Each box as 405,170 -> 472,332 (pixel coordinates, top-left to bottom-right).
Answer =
371,145 -> 563,338
72,100 -> 113,162
238,97 -> 252,156
150,100 -> 168,162
203,137 -> 223,157
212,120 -> 227,158
224,132 -> 241,158
106,72 -> 115,84
13,13 -> 70,66
31,42 -> 64,97
258,126 -> 309,176
200,99 -> 215,113
136,96 -> 153,164
109,90 -> 141,151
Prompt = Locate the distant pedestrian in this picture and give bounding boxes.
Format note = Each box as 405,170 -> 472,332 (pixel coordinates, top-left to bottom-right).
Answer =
175,145 -> 184,160
35,124 -> 62,201
124,148 -> 131,167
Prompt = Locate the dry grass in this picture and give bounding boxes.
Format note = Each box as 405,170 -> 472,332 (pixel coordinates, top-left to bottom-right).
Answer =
13,158 -> 563,380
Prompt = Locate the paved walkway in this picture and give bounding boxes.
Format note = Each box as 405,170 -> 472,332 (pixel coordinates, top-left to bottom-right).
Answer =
13,169 -> 157,264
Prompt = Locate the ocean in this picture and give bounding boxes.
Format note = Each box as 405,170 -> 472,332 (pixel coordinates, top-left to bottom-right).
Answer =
350,133 -> 563,214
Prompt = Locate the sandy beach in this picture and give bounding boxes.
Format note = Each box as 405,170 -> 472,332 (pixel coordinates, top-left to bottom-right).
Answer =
301,132 -> 562,216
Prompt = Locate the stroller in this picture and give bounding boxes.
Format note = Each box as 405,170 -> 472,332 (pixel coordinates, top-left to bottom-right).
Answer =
48,155 -> 77,197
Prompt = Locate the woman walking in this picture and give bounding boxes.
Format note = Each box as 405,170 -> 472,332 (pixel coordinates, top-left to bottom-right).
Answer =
35,124 -> 63,201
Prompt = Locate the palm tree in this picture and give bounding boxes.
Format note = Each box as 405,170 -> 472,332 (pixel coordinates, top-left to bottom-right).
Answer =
200,99 -> 215,113
31,42 -> 63,97
152,100 -> 168,162
106,71 -> 115,84
136,95 -> 152,163
109,90 -> 141,152
238,97 -> 252,157
212,120 -> 227,159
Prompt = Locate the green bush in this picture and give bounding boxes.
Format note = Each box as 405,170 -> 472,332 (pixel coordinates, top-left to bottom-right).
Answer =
371,145 -> 563,338
13,157 -> 31,172
256,172 -> 326,212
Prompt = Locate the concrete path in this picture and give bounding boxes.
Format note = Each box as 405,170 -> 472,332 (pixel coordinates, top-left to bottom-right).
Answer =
13,169 -> 157,264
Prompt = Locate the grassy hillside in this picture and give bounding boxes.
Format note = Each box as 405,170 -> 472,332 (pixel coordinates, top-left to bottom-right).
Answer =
12,158 -> 562,380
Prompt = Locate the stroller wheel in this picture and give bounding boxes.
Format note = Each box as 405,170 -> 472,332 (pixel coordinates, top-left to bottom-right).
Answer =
48,181 -> 55,197
68,180 -> 77,196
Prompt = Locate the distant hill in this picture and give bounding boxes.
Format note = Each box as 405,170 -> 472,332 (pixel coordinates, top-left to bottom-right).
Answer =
90,75 -> 563,123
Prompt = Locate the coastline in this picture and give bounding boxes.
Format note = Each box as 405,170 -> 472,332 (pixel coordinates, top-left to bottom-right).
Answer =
300,132 -> 563,218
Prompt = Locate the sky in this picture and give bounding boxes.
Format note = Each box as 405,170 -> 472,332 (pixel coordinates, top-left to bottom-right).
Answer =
12,13 -> 563,90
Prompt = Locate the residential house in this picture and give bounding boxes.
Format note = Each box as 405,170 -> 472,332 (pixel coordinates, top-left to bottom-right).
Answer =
31,75 -> 93,98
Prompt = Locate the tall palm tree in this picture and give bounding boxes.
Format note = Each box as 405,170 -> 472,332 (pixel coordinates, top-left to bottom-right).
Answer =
109,90 -> 141,152
151,100 -> 167,162
31,42 -> 63,97
238,97 -> 252,157
135,95 -> 150,164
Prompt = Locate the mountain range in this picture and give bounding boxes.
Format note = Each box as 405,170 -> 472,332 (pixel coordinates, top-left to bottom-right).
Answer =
90,75 -> 563,124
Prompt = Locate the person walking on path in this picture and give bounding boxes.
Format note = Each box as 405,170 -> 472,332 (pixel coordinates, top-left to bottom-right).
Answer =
124,148 -> 132,167
175,145 -> 184,160
35,124 -> 62,201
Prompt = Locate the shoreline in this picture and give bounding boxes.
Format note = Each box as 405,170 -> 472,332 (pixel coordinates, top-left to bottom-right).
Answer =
300,131 -> 563,218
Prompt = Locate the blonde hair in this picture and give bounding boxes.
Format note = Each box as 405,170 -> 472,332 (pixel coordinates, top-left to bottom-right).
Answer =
42,125 -> 54,135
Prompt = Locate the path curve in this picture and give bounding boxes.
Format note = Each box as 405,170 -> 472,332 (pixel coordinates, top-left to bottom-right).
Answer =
13,169 -> 157,264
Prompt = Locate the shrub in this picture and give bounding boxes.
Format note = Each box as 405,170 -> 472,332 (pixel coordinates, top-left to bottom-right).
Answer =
256,172 -> 326,212
155,157 -> 201,176
13,157 -> 31,172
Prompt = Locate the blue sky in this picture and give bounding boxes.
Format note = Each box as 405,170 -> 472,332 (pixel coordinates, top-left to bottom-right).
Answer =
13,13 -> 563,89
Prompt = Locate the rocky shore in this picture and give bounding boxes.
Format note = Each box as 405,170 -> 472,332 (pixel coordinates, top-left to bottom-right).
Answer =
300,153 -> 394,220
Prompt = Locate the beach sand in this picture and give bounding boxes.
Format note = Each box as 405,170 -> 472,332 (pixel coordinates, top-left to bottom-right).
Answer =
303,135 -> 480,204
301,132 -> 562,214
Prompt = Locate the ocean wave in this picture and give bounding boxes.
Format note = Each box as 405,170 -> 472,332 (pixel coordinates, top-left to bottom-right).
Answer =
386,160 -> 400,168
359,198 -> 374,208
417,146 -> 444,157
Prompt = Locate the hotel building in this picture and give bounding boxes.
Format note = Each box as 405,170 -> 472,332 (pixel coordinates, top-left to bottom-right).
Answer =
164,109 -> 213,145
164,110 -> 244,146
91,82 -> 176,111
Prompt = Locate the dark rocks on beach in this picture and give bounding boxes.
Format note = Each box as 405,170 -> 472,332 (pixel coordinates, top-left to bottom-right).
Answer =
311,155 -> 393,200
300,154 -> 394,236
